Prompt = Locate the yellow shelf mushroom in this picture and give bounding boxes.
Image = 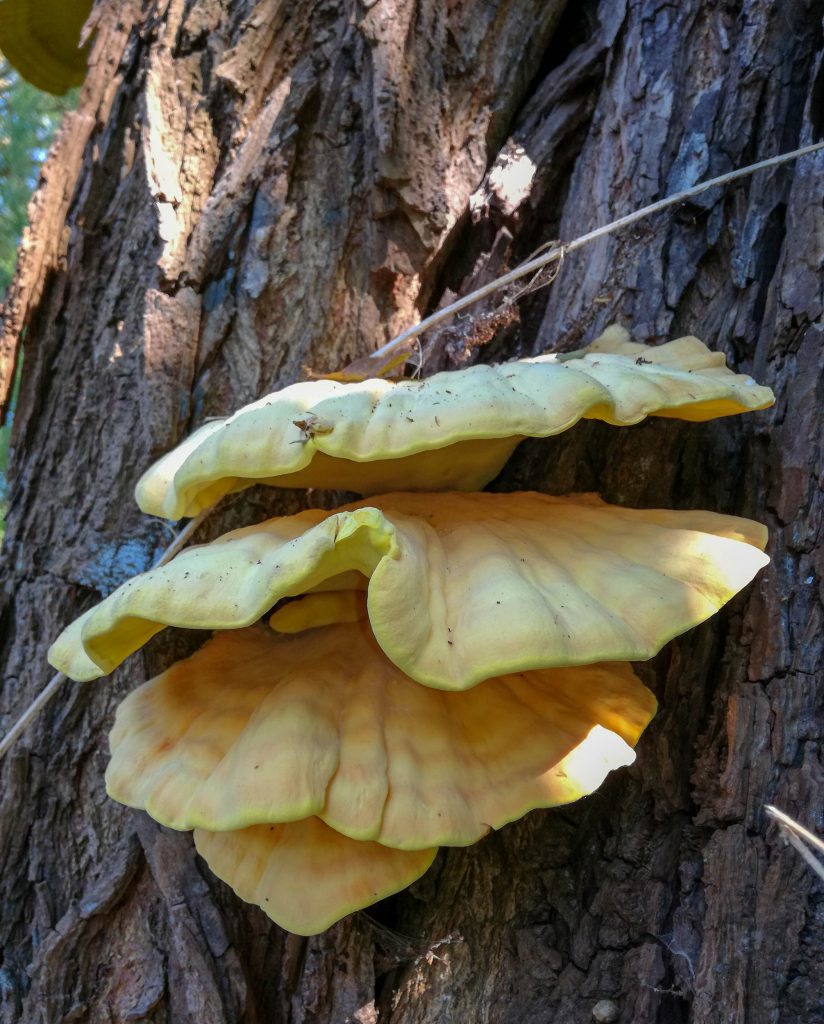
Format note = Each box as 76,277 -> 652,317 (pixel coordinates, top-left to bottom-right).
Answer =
195,820 -> 437,938
0,0 -> 91,94
50,491 -> 769,690
135,329 -> 774,520
48,325 -> 776,934
106,620 -> 655,934
106,622 -> 655,846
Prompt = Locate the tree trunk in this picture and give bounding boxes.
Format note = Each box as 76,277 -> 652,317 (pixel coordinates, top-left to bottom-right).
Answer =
2,1 -> 823,1021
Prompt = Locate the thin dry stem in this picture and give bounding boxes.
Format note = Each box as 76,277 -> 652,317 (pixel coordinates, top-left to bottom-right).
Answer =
765,804 -> 824,883
0,670 -> 68,761
0,506 -> 214,761
372,140 -> 824,361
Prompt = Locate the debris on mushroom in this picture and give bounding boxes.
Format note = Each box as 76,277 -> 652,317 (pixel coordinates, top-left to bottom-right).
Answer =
0,0 -> 91,95
105,621 -> 655,933
106,623 -> 655,845
50,491 -> 769,689
134,328 -> 775,519
48,318 -> 776,935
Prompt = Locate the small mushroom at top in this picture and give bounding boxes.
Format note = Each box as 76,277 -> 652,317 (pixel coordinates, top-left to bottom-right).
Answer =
49,491 -> 769,690
134,328 -> 774,520
0,0 -> 91,94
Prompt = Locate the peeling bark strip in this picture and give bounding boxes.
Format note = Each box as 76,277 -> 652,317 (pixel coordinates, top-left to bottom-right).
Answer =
1,1 -> 823,1022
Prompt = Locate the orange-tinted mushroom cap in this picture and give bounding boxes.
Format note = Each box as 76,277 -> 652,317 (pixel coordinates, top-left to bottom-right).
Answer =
194,819 -> 437,936
106,622 -> 656,848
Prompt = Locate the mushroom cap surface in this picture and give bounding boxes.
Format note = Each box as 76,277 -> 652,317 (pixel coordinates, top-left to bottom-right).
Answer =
0,0 -> 90,94
135,329 -> 775,519
50,491 -> 769,689
194,818 -> 437,936
106,622 -> 655,847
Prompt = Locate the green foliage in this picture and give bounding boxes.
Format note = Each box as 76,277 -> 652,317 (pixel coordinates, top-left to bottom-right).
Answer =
0,60 -> 76,290
0,62 -> 76,538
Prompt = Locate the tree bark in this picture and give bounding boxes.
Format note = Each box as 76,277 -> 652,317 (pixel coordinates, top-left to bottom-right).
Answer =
1,1 -> 823,1022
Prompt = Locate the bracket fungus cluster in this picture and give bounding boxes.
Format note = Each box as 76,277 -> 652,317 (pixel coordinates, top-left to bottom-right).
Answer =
51,327 -> 773,935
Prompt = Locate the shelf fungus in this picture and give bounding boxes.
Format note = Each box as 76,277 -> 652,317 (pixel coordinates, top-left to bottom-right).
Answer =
193,821 -> 436,937
49,324 -> 775,934
105,620 -> 655,934
0,0 -> 91,95
134,328 -> 774,520
50,491 -> 769,690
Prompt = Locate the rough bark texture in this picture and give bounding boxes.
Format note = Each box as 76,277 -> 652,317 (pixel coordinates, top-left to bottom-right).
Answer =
1,1 -> 823,1022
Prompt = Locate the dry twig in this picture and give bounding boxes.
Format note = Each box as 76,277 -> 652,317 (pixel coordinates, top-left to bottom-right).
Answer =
370,141 -> 824,363
0,507 -> 213,761
765,804 -> 824,883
